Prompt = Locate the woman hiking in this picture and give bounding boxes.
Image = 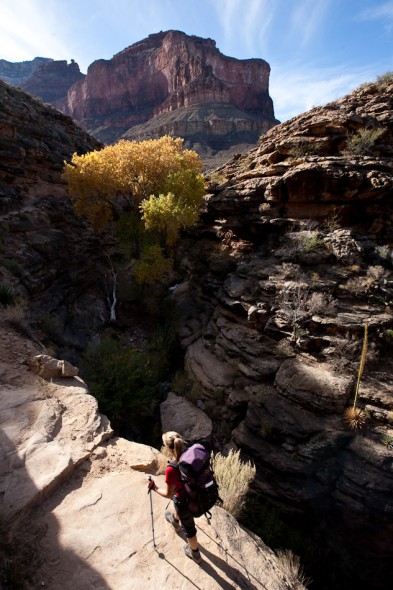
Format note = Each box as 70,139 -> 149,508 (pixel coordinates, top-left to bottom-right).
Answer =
147,431 -> 202,564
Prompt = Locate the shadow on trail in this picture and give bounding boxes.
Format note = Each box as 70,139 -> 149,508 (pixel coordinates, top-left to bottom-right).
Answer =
155,549 -> 252,590
197,523 -> 269,590
0,426 -> 109,589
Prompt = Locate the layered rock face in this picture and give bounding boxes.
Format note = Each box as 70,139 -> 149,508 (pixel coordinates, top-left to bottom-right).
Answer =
0,57 -> 52,86
175,80 -> 393,587
0,80 -> 106,359
0,58 -> 84,103
60,31 -> 278,161
21,59 -> 85,103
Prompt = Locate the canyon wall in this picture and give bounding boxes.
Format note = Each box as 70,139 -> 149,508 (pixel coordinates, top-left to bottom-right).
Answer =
0,57 -> 52,86
0,80 -> 105,361
174,78 -> 393,588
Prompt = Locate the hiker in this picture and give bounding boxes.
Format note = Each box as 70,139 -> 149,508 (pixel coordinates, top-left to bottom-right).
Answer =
147,431 -> 202,564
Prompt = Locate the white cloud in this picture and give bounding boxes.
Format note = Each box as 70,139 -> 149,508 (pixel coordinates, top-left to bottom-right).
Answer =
288,0 -> 332,48
358,1 -> 393,22
270,62 -> 383,122
210,0 -> 276,57
244,0 -> 276,55
0,0 -> 73,63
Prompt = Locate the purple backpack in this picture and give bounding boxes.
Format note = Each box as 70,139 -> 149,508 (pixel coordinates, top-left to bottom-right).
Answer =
170,443 -> 221,518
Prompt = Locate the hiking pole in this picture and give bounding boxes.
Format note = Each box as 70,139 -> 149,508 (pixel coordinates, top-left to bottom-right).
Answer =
147,476 -> 157,550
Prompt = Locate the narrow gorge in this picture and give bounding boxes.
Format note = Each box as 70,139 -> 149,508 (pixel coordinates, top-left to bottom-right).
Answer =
1,65 -> 393,590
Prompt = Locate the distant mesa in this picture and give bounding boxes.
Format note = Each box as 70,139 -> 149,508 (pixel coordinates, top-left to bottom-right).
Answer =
0,31 -> 280,166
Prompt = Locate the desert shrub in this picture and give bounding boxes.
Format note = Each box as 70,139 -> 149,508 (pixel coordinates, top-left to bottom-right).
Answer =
0,284 -> 16,306
375,245 -> 393,267
304,233 -> 324,251
322,207 -> 343,231
345,127 -> 384,156
327,335 -> 359,372
0,259 -> 23,277
276,549 -> 310,589
276,230 -> 324,259
274,262 -> 304,281
375,71 -> 393,89
345,266 -> 392,304
211,449 -> 256,518
381,434 -> 393,449
277,284 -> 336,333
383,329 -> 393,344
208,172 -> 228,188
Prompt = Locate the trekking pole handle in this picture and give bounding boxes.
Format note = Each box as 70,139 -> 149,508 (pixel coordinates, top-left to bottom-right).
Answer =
148,475 -> 152,494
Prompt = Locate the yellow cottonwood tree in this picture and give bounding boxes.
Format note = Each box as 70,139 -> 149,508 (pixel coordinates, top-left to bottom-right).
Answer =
63,136 -> 205,242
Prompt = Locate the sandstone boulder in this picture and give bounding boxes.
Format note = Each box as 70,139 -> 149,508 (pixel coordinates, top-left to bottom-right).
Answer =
160,391 -> 213,443
29,354 -> 79,379
275,358 -> 353,413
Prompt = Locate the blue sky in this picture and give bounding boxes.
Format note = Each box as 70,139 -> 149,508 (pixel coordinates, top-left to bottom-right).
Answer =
1,0 -> 392,122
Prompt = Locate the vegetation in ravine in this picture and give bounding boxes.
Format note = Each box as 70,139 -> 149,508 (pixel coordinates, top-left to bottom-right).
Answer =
79,318 -> 179,441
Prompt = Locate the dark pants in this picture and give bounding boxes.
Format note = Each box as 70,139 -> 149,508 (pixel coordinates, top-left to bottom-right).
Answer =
173,497 -> 197,538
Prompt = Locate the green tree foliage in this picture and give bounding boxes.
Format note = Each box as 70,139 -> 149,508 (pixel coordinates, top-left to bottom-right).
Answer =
133,244 -> 172,285
63,136 -> 205,243
81,325 -> 177,433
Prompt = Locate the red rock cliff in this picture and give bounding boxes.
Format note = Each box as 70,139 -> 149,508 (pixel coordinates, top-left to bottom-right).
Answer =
60,31 -> 278,158
21,59 -> 85,104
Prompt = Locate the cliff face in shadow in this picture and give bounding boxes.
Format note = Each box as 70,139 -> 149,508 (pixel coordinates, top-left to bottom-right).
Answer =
0,80 -> 107,361
173,78 -> 393,589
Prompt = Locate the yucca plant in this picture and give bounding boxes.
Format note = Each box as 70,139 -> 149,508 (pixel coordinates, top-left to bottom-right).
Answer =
344,321 -> 368,429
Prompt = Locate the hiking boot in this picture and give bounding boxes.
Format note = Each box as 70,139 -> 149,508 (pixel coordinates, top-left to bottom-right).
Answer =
165,511 -> 181,531
183,544 -> 202,564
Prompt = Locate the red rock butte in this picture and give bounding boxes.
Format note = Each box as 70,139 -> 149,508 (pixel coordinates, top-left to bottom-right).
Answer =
58,31 -> 279,160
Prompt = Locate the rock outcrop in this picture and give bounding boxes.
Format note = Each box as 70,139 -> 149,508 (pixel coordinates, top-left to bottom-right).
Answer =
174,79 -> 393,587
21,59 -> 85,104
0,80 -> 107,360
59,31 -> 278,164
160,391 -> 213,443
0,57 -> 52,86
0,58 -> 84,104
0,318 -> 299,590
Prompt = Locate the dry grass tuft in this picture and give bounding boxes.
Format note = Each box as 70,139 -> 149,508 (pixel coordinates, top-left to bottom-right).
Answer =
211,449 -> 256,519
276,549 -> 310,589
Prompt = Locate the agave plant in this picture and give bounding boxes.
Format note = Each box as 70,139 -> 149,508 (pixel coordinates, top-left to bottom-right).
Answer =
344,321 -> 368,429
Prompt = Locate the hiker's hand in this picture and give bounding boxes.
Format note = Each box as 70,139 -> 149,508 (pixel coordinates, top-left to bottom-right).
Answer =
147,478 -> 156,492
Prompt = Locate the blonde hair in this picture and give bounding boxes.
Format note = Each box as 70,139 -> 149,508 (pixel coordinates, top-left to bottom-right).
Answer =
162,431 -> 186,461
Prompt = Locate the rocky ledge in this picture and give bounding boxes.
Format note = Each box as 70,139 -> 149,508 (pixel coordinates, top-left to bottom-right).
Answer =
0,317 -> 299,590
